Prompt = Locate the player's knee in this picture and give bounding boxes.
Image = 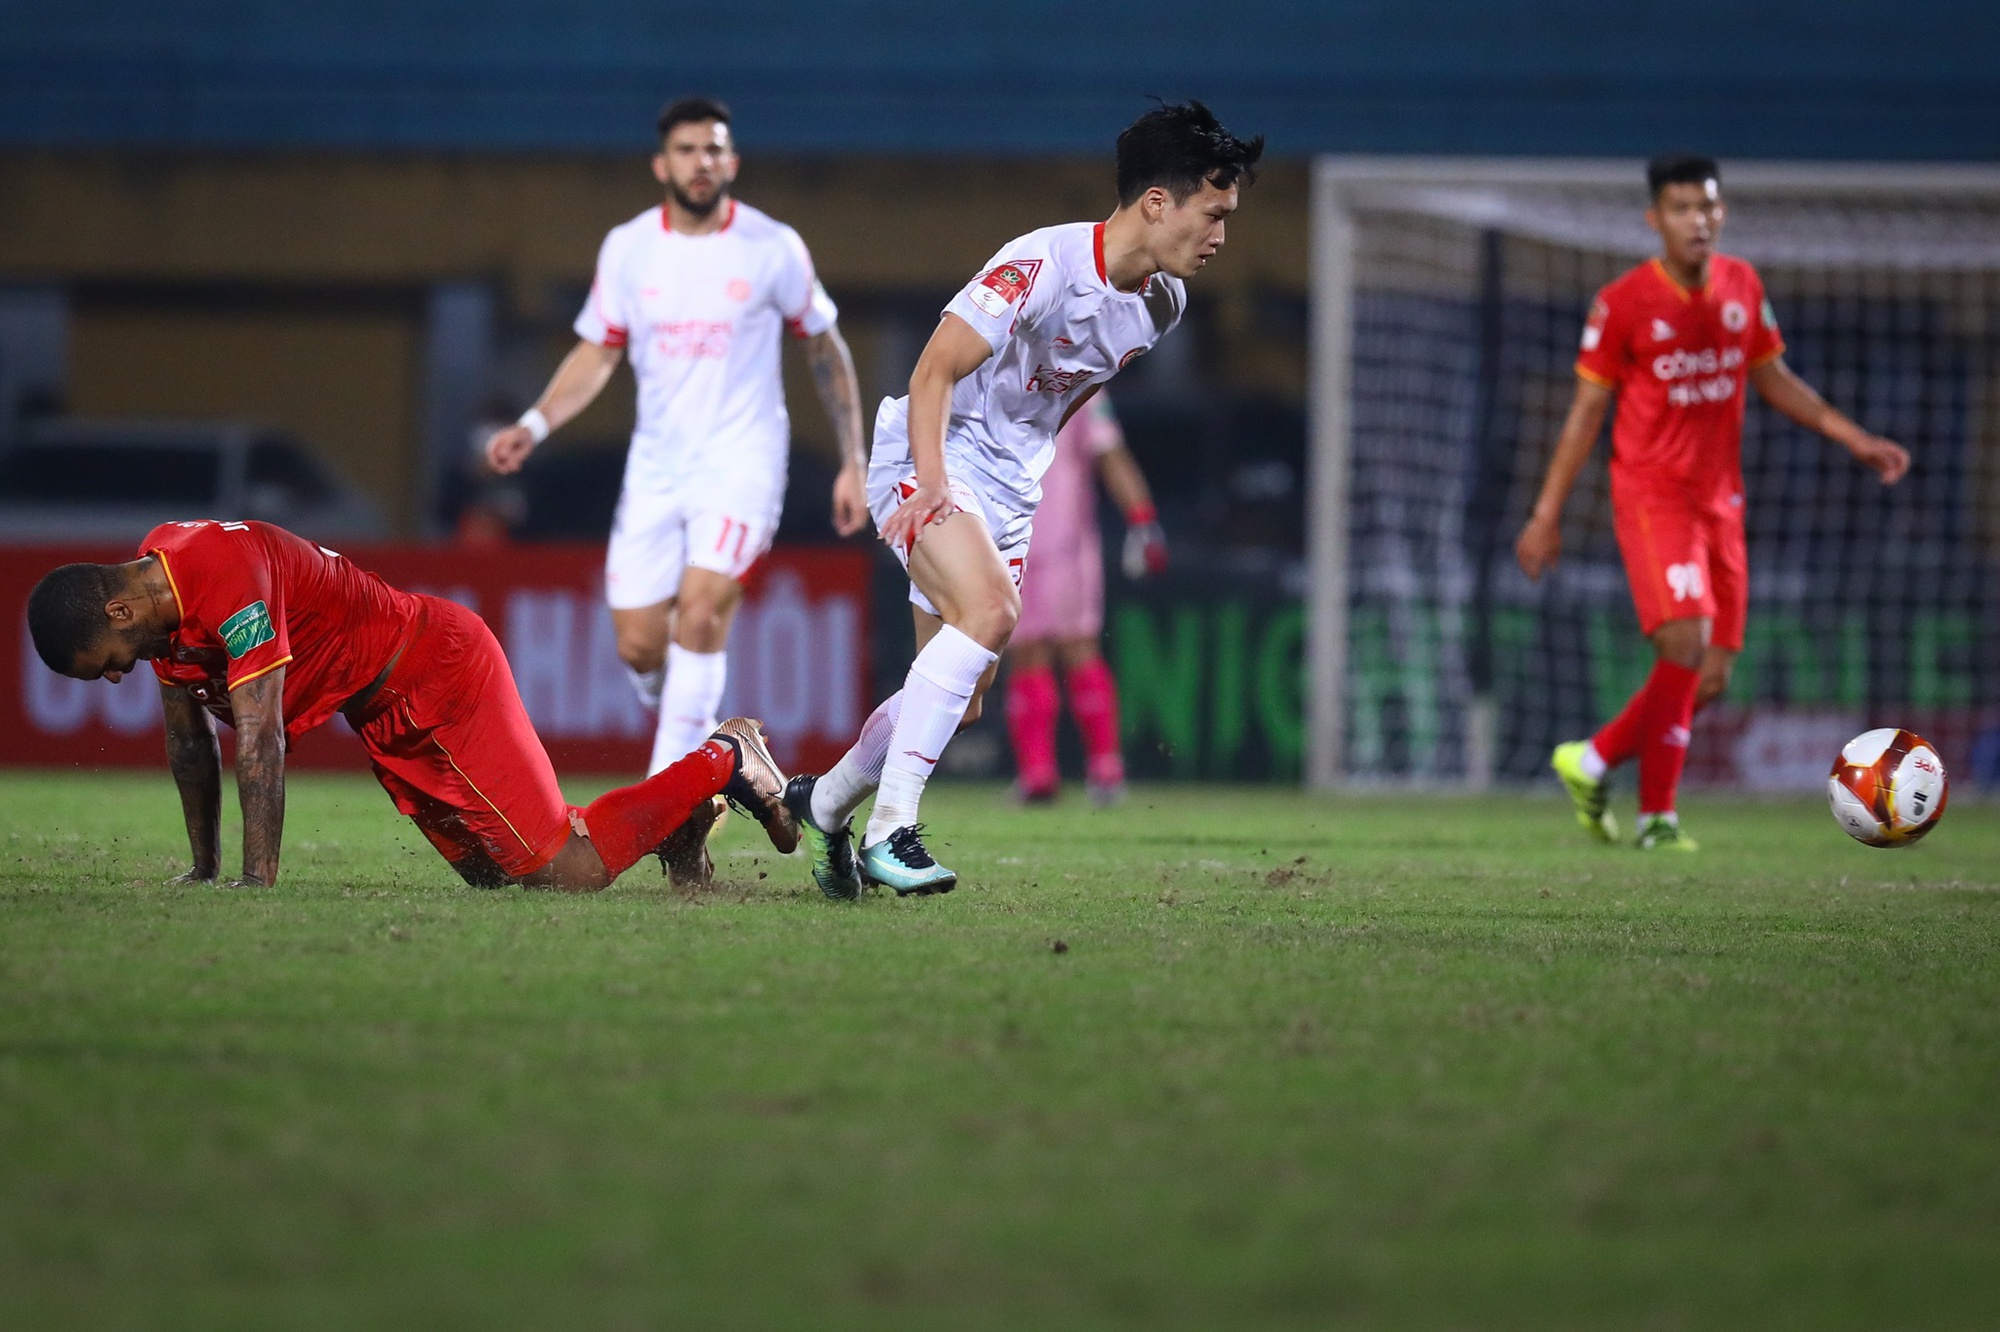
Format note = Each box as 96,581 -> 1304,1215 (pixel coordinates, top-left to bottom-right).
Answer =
616,633 -> 665,675
522,834 -> 612,893
958,584 -> 1020,650
452,855 -> 510,889
673,582 -> 741,653
675,605 -> 730,652
1651,622 -> 1706,670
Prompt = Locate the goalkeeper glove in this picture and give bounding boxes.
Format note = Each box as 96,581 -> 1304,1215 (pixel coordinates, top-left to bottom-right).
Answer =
1121,505 -> 1168,580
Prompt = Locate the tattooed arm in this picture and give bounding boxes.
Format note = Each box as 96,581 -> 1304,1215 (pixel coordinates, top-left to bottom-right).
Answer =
804,324 -> 869,536
161,683 -> 222,883
226,667 -> 288,887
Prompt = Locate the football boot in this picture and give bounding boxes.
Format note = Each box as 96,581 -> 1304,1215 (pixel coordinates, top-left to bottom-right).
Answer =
783,774 -> 862,902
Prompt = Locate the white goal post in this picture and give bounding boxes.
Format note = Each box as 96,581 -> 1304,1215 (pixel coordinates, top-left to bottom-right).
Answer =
1307,158 -> 2000,791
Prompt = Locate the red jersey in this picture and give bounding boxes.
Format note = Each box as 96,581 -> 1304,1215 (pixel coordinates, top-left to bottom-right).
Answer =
1576,254 -> 1784,506
143,520 -> 419,741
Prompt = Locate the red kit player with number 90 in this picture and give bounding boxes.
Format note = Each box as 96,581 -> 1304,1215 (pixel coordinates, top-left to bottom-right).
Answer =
1516,154 -> 1910,851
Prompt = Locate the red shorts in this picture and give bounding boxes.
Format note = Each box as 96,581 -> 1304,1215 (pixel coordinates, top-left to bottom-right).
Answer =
1613,494 -> 1748,651
347,596 -> 572,878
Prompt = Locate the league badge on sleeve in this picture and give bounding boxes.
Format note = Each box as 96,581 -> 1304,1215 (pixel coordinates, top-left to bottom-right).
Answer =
1580,298 -> 1609,351
969,259 -> 1042,317
220,601 -> 276,658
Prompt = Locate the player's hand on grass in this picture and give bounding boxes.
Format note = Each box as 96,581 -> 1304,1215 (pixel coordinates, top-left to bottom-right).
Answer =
831,462 -> 869,537
1515,514 -> 1562,580
484,423 -> 538,476
880,481 -> 956,553
1851,435 -> 1910,485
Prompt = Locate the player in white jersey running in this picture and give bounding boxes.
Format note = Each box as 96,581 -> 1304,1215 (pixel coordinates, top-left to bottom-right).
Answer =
486,96 -> 867,810
783,101 -> 1263,898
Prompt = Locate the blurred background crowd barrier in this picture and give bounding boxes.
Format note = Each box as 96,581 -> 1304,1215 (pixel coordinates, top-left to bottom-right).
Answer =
1,2 -> 1995,787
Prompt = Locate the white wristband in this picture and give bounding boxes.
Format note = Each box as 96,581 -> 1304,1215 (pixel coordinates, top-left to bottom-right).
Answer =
517,407 -> 551,445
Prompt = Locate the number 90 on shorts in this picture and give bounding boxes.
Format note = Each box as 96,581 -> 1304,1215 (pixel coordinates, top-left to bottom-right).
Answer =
1613,500 -> 1749,651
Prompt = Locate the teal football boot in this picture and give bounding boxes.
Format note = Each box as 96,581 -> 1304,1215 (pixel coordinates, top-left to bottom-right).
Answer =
860,825 -> 957,897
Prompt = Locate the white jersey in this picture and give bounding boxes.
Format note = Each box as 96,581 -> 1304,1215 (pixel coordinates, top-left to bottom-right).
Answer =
575,199 -> 838,505
870,221 -> 1184,517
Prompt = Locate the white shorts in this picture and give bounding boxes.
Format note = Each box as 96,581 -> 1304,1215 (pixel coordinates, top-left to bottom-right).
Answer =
867,469 -> 1030,617
604,482 -> 780,610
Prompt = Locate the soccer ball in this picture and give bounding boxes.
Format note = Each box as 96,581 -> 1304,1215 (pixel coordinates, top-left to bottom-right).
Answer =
1827,728 -> 1949,848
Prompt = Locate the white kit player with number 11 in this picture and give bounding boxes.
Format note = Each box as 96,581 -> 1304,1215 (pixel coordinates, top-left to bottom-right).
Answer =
783,100 -> 1264,900
487,96 -> 868,858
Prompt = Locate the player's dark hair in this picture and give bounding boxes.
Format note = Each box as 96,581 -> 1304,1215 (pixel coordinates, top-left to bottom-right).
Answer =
1648,153 -> 1721,200
658,96 -> 732,143
27,563 -> 115,675
1116,100 -> 1264,207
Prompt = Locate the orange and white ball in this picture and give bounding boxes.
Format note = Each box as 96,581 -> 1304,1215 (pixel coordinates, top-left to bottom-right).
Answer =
1828,728 -> 1949,848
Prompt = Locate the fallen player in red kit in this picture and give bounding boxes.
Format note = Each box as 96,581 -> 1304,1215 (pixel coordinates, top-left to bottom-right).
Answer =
26,519 -> 797,890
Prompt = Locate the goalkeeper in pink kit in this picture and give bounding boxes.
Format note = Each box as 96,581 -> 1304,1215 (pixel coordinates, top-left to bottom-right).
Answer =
1005,393 -> 1166,805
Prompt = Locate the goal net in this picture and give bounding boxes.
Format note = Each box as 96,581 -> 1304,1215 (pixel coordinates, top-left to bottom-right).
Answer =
1307,160 -> 2000,792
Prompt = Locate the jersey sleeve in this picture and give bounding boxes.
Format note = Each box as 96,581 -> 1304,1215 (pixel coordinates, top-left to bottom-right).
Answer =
775,227 -> 839,340
1746,270 -> 1785,368
1574,286 -> 1630,389
166,526 -> 293,691
944,238 -> 1059,354
572,230 -> 631,349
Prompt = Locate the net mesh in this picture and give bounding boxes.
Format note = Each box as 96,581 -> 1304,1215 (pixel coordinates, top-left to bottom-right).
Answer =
1337,178 -> 2000,790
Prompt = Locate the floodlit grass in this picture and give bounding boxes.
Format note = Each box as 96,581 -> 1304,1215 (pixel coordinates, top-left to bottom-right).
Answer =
2,770 -> 1997,1330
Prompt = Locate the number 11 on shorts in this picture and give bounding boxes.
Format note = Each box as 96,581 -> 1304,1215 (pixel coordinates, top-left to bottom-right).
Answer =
714,517 -> 750,564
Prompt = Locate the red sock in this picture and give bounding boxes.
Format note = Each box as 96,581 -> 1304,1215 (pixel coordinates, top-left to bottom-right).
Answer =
1065,656 -> 1125,788
1592,658 -> 1700,769
1006,664 -> 1060,794
1637,666 -> 1700,815
582,738 -> 735,879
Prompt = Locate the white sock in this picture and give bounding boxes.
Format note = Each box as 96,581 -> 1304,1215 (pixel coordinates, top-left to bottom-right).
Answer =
648,644 -> 728,775
626,662 -> 665,711
863,626 -> 997,847
1579,741 -> 1608,781
811,691 -> 902,830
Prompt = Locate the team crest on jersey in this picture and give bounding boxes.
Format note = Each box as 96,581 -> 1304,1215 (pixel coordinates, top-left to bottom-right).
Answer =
725,278 -> 752,302
969,259 -> 1042,317
1721,300 -> 1749,332
1651,318 -> 1677,342
219,601 -> 275,659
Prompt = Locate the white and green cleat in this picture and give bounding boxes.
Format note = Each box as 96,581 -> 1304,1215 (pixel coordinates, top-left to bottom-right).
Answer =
783,774 -> 862,902
859,825 -> 957,897
1635,813 -> 1699,852
1551,741 -> 1618,844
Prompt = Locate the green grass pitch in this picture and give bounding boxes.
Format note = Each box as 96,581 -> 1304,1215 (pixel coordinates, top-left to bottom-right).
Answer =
2,771 -> 1997,1330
